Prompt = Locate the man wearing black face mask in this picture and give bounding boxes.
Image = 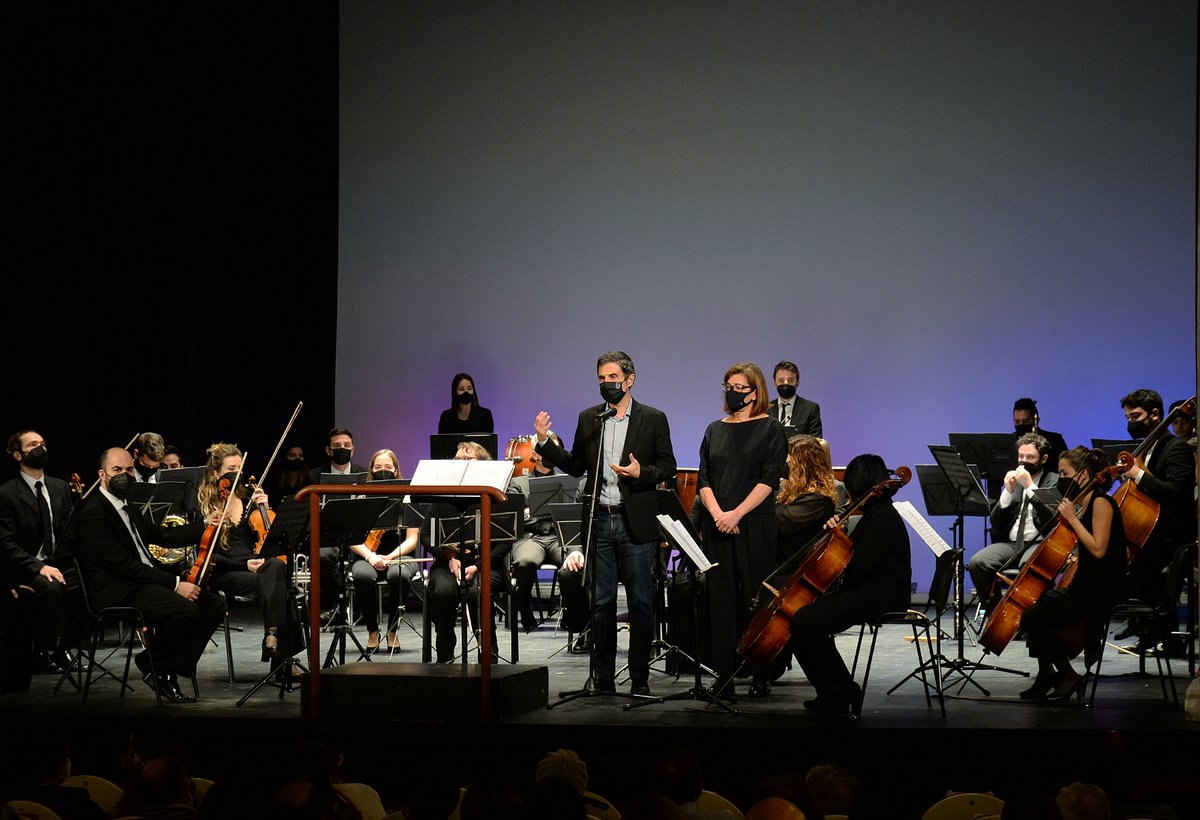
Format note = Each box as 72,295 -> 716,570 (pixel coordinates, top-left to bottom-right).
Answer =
1010,398 -> 1067,467
533,350 -> 677,697
967,433 -> 1060,609
309,428 -> 368,613
1115,388 -> 1195,652
767,361 -> 822,437
0,430 -> 75,689
131,432 -> 166,484
74,447 -> 226,702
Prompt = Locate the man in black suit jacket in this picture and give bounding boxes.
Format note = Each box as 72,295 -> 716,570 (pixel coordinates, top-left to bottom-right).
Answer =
1011,397 -> 1068,466
534,350 -> 676,696
967,433 -> 1060,605
1118,389 -> 1196,646
308,426 -> 368,611
767,360 -> 822,437
0,429 -> 74,683
75,447 -> 225,702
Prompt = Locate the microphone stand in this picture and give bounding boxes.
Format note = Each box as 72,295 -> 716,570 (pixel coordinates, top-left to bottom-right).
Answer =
549,403 -> 652,707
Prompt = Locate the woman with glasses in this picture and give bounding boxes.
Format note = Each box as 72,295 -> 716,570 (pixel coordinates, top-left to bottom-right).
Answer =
697,362 -> 788,699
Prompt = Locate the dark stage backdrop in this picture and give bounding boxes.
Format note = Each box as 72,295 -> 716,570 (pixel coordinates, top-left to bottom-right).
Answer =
337,2 -> 1197,589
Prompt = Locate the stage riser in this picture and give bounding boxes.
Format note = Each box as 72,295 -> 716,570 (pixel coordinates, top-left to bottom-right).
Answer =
302,663 -> 548,720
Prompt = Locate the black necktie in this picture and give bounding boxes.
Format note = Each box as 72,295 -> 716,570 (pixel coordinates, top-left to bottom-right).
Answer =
123,505 -> 154,566
34,480 -> 53,558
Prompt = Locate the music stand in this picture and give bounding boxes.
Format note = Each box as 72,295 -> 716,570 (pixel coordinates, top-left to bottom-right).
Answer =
125,481 -> 188,526
522,473 -> 576,519
429,433 -> 499,461
151,466 -> 207,517
928,445 -> 1026,694
237,495 -> 311,706
318,496 -> 390,667
626,490 -> 733,714
319,472 -> 367,487
949,432 -> 1014,500
1093,438 -> 1140,466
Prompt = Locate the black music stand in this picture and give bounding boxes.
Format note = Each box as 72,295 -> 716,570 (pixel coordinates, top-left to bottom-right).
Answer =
949,432 -> 1014,501
626,490 -> 734,714
126,481 -> 188,526
237,495 -> 311,706
429,433 -> 499,461
318,497 -> 390,668
928,445 -> 1026,694
156,467 -> 207,517
523,473 -> 576,519
1093,438 -> 1140,467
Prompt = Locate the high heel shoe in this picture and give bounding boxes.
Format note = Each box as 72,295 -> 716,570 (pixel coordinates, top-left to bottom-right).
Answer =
262,632 -> 279,662
1049,673 -> 1084,704
366,631 -> 380,654
386,631 -> 399,652
1019,671 -> 1058,701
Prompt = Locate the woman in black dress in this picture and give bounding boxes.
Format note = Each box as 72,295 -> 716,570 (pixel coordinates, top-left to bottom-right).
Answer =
437,373 -> 495,435
697,361 -> 788,698
1018,446 -> 1125,702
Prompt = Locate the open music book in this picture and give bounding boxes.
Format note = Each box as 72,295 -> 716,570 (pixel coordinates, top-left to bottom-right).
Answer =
656,513 -> 716,573
894,501 -> 951,556
407,459 -> 514,495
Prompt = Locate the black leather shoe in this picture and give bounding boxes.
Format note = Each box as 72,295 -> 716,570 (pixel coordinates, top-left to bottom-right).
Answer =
588,677 -> 615,694
571,633 -> 591,653
142,672 -> 195,703
747,678 -> 771,699
1113,621 -> 1140,641
630,682 -> 652,696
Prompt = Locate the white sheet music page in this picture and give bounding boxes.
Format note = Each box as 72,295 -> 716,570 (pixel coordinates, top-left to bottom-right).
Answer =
894,501 -> 951,556
656,514 -> 716,573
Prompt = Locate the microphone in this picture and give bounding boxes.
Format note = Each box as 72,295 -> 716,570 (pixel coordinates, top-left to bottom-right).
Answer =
597,405 -> 617,421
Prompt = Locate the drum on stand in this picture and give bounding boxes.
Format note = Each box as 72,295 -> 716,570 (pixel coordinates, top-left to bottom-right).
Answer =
505,435 -> 537,476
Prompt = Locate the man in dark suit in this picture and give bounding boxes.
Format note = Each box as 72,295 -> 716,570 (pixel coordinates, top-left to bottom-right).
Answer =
308,427 -> 369,611
534,350 -> 676,696
75,447 -> 225,702
966,433 -> 1060,607
0,429 -> 74,684
1117,389 -> 1196,650
767,360 -> 822,437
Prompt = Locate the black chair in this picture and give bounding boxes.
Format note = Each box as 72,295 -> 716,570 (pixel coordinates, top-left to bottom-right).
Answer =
58,558 -> 162,707
1089,541 -> 1196,707
546,502 -> 587,652
851,547 -> 960,718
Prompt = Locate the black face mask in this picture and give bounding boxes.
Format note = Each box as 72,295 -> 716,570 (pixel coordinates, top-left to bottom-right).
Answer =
1056,476 -> 1077,497
776,384 -> 797,400
371,470 -> 396,482
1014,423 -> 1035,436
600,381 -> 626,406
725,389 -> 751,413
330,448 -> 352,466
285,458 -> 305,472
1021,460 -> 1043,477
22,445 -> 48,470
135,461 -> 157,479
456,391 -> 474,405
107,473 -> 134,500
1126,419 -> 1151,439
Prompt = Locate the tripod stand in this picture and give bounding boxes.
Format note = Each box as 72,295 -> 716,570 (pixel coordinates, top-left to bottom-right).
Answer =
928,445 -> 1028,694
548,406 -> 658,708
318,497 -> 389,668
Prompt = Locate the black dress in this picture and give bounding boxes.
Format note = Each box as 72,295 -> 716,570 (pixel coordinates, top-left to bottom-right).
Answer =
697,416 -> 788,677
1021,492 -> 1125,666
437,405 -> 495,434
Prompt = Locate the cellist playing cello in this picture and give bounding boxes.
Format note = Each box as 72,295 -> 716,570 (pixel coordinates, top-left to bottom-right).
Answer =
1017,446 -> 1125,702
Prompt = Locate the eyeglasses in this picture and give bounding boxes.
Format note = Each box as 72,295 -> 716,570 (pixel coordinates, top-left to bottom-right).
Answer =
723,383 -> 753,393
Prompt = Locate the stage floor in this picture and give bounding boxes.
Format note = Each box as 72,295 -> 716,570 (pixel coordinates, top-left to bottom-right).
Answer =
3,599 -> 1197,817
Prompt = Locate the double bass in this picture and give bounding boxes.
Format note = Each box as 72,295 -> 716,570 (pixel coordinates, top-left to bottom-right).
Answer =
737,466 -> 911,671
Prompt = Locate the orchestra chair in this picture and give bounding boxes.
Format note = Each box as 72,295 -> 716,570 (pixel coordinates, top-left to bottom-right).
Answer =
697,788 -> 744,818
60,774 -> 123,816
1090,541 -> 1195,707
190,777 -> 215,808
921,792 -> 1004,820
1,800 -> 63,820
851,548 -> 959,719
583,790 -> 621,820
547,502 -> 586,650
66,558 -> 162,708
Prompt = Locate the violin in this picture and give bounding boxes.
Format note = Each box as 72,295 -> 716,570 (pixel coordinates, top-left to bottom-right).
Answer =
69,473 -> 83,497
245,401 -> 303,563
185,459 -> 246,587
737,466 -> 911,671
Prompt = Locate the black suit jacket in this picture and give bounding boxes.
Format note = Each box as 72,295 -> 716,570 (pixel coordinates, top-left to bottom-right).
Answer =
989,469 -> 1060,543
308,462 -> 369,485
1136,433 -> 1196,545
0,474 -> 74,583
74,491 -> 205,609
536,398 -> 676,545
767,397 -> 822,437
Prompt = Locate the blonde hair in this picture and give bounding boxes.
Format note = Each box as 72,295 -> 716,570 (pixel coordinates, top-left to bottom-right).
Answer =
778,435 -> 839,506
198,442 -> 244,549
368,449 -> 404,478
722,362 -> 770,416
454,441 -> 492,460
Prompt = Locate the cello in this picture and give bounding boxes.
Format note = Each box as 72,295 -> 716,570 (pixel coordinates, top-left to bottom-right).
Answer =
183,455 -> 247,587
737,466 -> 911,671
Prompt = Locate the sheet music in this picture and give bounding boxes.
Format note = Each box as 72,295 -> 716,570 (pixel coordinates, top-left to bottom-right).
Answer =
656,514 -> 716,573
894,501 -> 951,556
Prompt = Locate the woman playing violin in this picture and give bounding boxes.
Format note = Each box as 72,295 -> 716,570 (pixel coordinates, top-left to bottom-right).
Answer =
349,449 -> 419,654
200,443 -> 292,661
1018,446 -> 1125,702
697,362 -> 788,698
789,453 -> 910,715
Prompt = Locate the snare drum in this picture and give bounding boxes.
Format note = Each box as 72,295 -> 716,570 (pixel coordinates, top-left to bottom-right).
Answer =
505,435 -> 537,476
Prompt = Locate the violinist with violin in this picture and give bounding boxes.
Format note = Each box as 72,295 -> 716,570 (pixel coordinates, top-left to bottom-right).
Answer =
348,449 -> 419,654
1017,446 -> 1125,702
788,454 -> 910,715
75,448 -> 226,703
201,443 -> 292,661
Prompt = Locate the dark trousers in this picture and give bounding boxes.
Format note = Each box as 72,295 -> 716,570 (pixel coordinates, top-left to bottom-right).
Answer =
510,535 -> 587,630
589,510 -> 655,686
426,558 -> 507,663
124,585 -> 226,676
212,558 -> 289,631
791,590 -> 879,703
351,559 -> 407,632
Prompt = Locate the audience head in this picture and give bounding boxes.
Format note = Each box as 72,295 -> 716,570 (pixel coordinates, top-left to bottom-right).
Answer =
460,773 -> 524,820
805,762 -> 859,816
652,746 -> 704,805
746,796 -> 806,820
621,792 -> 688,819
535,748 -> 588,796
125,756 -> 195,812
1000,785 -> 1062,819
1055,782 -> 1110,820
